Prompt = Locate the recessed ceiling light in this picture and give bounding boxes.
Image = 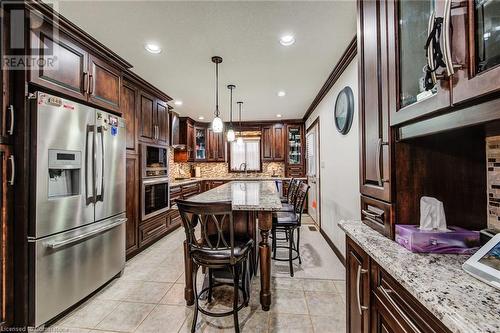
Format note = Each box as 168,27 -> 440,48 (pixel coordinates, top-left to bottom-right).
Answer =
145,43 -> 162,54
276,114 -> 282,118
277,91 -> 286,97
174,100 -> 183,106
280,34 -> 295,46
198,116 -> 205,120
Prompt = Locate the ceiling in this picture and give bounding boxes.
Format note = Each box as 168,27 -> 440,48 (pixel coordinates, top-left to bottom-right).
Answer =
55,0 -> 356,121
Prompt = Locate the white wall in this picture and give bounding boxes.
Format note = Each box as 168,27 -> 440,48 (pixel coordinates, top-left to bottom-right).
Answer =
305,58 -> 360,257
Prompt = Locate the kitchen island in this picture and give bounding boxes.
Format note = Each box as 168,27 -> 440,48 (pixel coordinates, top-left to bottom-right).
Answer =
182,181 -> 283,311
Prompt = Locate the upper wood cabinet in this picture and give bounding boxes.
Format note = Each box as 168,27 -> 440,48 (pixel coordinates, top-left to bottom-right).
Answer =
125,154 -> 139,257
262,123 -> 285,162
88,55 -> 121,112
1,11 -> 13,144
358,0 -> 392,202
29,11 -> 124,114
346,236 -> 370,333
285,124 -> 305,177
450,0 -> 500,105
207,128 -> 225,162
122,80 -> 138,151
156,100 -> 169,146
139,91 -> 155,142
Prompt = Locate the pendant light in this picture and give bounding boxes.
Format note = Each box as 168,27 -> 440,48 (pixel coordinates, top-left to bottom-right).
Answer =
236,101 -> 244,145
226,84 -> 236,142
211,56 -> 224,133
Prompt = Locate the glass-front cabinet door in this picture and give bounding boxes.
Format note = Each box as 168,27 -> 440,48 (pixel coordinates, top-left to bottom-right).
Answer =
392,0 -> 452,125
451,0 -> 500,104
194,127 -> 206,160
287,125 -> 302,165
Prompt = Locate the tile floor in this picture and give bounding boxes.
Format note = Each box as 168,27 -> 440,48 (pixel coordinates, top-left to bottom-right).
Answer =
50,216 -> 346,333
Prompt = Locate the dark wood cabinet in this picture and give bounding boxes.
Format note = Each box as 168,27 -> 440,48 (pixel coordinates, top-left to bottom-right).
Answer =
125,154 -> 139,257
207,128 -> 225,162
30,21 -> 88,102
262,123 -> 285,162
358,0 -> 392,203
285,124 -> 305,177
346,236 -> 370,333
186,122 -> 195,161
346,235 -> 452,333
156,100 -> 169,145
360,195 -> 394,239
122,80 -> 138,151
29,18 -> 124,114
1,11 -> 12,144
139,91 -> 155,142
88,55 -> 121,113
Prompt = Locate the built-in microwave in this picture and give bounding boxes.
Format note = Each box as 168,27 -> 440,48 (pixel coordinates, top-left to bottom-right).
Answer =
141,144 -> 168,178
142,177 -> 169,220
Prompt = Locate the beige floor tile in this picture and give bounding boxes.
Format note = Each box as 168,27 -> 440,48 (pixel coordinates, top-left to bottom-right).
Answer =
47,327 -> 90,333
333,280 -> 346,295
149,265 -> 184,283
305,292 -> 344,316
271,289 -> 308,315
126,281 -> 172,303
96,279 -> 139,301
61,299 -> 119,329
302,279 -> 337,293
135,304 -> 191,333
160,283 -> 188,305
271,277 -> 303,291
268,313 -> 313,333
95,302 -> 155,332
311,314 -> 346,333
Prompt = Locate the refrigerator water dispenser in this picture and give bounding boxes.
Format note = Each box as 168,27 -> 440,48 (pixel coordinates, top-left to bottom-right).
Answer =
48,149 -> 82,198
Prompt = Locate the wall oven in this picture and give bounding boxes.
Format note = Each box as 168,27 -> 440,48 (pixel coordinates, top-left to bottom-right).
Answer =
142,143 -> 168,178
142,177 -> 170,221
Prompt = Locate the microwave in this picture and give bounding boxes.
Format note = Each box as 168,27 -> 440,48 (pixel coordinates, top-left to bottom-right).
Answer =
141,144 -> 168,178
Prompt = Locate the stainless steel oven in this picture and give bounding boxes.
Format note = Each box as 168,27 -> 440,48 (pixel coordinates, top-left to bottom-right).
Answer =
141,143 -> 168,178
142,177 -> 170,220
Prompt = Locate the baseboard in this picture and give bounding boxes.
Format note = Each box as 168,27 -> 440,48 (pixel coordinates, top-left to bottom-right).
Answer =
319,228 -> 346,267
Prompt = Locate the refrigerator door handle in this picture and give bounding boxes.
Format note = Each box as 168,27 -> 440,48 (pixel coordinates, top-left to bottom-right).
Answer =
46,218 -> 127,249
96,126 -> 105,202
85,125 -> 95,205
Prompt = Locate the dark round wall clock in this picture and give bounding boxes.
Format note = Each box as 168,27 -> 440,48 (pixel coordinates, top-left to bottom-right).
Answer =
334,86 -> 354,135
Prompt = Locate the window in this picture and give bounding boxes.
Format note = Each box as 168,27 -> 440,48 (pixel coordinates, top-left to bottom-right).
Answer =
230,138 -> 261,172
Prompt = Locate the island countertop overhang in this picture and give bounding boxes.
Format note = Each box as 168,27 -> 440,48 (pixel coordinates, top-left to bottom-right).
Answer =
184,180 -> 283,211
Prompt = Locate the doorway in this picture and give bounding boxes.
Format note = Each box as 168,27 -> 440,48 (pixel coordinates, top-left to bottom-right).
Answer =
306,118 -> 320,228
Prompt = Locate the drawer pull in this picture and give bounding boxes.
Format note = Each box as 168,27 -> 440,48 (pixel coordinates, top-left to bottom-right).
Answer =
379,286 -> 422,333
362,209 -> 383,220
356,265 -> 369,315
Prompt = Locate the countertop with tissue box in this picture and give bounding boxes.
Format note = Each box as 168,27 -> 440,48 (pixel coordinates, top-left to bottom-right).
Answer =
339,220 -> 500,333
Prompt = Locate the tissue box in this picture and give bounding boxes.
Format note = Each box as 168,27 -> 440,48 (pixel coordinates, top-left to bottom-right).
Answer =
395,225 -> 480,254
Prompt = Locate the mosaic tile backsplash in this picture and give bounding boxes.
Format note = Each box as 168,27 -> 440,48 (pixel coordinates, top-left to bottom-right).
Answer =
168,149 -> 285,182
486,136 -> 500,232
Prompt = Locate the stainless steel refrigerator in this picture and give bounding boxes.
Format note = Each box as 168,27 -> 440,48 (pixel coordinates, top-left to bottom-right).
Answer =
28,92 -> 127,328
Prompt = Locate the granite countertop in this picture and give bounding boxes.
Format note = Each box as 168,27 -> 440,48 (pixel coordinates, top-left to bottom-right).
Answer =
170,176 -> 305,187
186,180 -> 282,211
339,220 -> 500,333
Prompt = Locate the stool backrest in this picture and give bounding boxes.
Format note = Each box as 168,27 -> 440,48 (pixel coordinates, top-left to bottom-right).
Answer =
287,178 -> 299,204
294,182 -> 310,225
176,199 -> 237,264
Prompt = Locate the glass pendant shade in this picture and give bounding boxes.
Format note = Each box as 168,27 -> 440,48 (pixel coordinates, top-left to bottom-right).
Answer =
212,116 -> 223,133
227,129 -> 236,142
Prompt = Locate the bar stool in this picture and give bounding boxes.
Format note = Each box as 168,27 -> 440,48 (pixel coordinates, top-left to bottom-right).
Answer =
281,179 -> 301,212
271,182 -> 310,277
177,199 -> 253,333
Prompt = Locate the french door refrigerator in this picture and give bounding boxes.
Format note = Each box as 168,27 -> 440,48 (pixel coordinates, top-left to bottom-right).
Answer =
28,92 -> 127,328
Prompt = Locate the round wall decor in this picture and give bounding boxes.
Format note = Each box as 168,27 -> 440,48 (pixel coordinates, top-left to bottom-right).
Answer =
334,86 -> 354,135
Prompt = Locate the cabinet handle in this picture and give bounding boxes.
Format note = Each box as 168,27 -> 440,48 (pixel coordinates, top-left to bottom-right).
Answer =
356,265 -> 369,315
8,155 -> 15,186
88,74 -> 94,95
7,105 -> 14,135
376,138 -> 388,187
362,209 -> 383,220
83,72 -> 88,94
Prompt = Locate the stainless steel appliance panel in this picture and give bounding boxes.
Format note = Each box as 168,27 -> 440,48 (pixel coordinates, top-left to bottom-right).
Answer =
33,214 -> 126,327
34,92 -> 95,238
94,110 -> 126,222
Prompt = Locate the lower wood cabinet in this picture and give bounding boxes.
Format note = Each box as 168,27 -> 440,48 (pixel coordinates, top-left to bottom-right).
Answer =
346,235 -> 451,333
139,213 -> 169,247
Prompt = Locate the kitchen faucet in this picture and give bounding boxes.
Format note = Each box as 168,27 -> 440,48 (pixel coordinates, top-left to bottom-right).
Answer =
239,162 -> 248,176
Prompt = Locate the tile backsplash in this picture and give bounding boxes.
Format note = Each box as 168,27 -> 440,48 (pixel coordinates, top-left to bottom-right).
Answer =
168,149 -> 285,181
486,136 -> 500,231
